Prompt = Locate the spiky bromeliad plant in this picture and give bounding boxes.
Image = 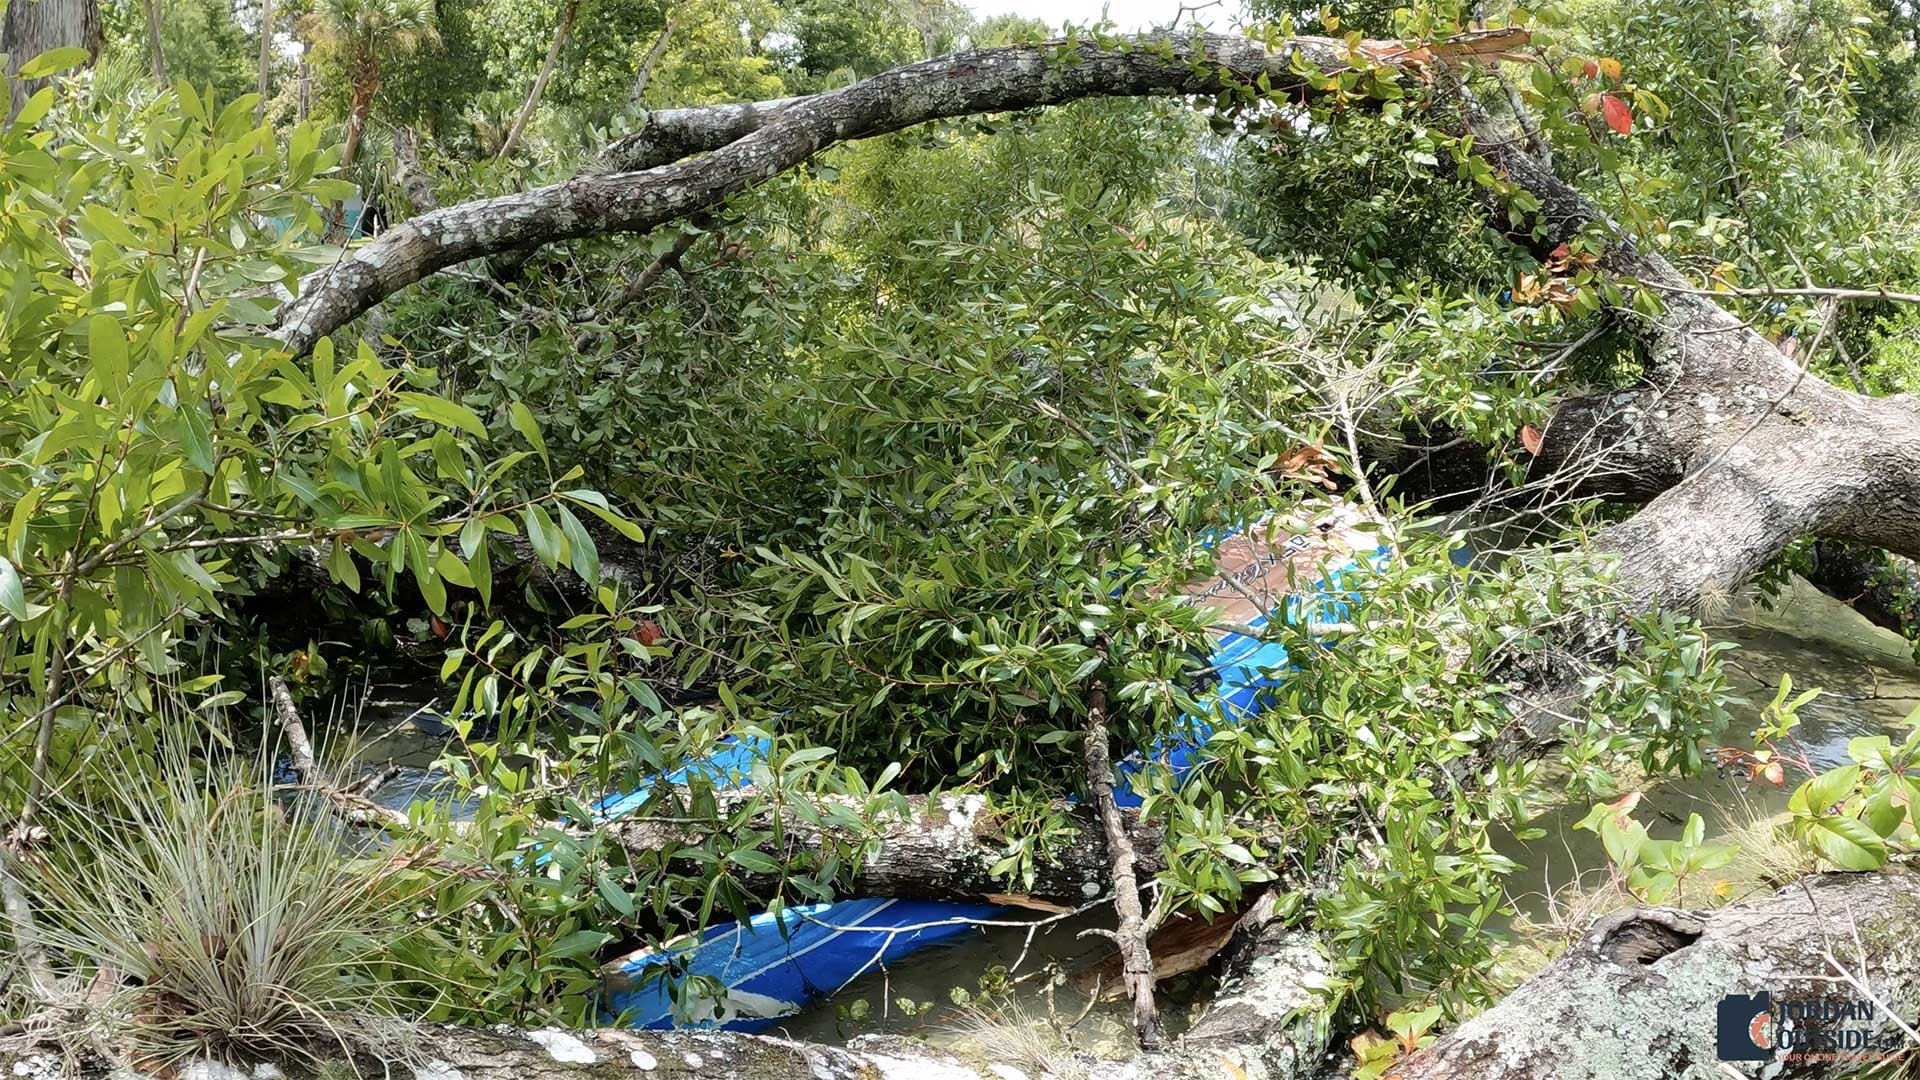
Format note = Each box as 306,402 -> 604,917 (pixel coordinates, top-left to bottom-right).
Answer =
20,736 -> 420,1066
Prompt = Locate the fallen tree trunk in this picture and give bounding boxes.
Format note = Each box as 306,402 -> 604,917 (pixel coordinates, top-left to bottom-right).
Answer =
9,871 -> 1915,1080
1469,129 -> 1920,740
610,789 -> 1164,907
261,26 -> 1918,734
1398,867 -> 1920,1078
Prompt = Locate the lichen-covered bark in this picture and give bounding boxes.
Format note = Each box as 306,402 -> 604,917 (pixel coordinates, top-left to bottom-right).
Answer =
610,789 -> 1164,907
8,873 -> 1917,1080
270,29 -> 1529,356
1398,868 -> 1920,1079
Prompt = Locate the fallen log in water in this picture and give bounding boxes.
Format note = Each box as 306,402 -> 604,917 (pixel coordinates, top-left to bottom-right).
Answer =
609,788 -> 1165,908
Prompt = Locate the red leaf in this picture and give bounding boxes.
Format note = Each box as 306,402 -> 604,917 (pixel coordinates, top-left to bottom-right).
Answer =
1519,424 -> 1544,456
429,615 -> 448,639
1601,94 -> 1633,136
1582,58 -> 1599,78
634,618 -> 665,647
1762,761 -> 1785,786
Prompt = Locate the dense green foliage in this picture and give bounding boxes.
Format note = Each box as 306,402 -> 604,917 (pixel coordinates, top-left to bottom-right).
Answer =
3,0 -> 1920,1061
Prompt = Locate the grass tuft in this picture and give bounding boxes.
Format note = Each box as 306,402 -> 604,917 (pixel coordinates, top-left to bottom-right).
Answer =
21,737 -> 418,1067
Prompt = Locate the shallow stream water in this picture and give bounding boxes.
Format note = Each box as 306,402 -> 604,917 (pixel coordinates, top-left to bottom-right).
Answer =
1495,575 -> 1920,934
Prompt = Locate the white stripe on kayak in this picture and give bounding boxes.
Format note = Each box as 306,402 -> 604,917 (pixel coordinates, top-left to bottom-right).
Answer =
726,897 -> 903,994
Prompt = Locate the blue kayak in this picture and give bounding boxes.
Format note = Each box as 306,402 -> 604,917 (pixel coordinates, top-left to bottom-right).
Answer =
600,518 -> 1378,1030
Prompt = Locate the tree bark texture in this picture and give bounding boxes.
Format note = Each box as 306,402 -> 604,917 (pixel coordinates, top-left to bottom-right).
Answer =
1,0 -> 101,119
254,0 -> 274,126
140,0 -> 165,83
1457,123 -> 1920,739
626,15 -> 675,107
1083,683 -> 1166,1049
1398,867 -> 1920,1079
0,894 -> 1330,1080
7,870 -> 1915,1079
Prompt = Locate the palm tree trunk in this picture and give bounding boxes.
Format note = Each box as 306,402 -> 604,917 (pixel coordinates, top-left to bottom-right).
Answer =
254,0 -> 274,125
341,106 -> 366,170
141,0 -> 166,82
496,0 -> 579,161
329,90 -> 373,241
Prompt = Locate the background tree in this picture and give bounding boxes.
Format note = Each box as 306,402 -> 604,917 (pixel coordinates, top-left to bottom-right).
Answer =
2,0 -> 101,116
308,0 -> 435,177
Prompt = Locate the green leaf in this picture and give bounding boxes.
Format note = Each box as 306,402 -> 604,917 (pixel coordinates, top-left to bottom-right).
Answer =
0,557 -> 48,621
1863,786 -> 1906,838
327,540 -> 362,593
546,929 -> 615,960
523,505 -> 562,567
1847,735 -> 1894,770
18,46 -> 91,79
557,506 -> 599,585
509,401 -> 547,462
10,87 -> 52,129
1797,766 -> 1860,816
397,392 -> 489,440
566,495 -> 645,542
726,848 -> 783,875
596,873 -> 636,917
82,204 -> 144,249
1805,815 -> 1887,871
87,314 -> 126,382
177,405 -> 215,475
470,539 -> 493,609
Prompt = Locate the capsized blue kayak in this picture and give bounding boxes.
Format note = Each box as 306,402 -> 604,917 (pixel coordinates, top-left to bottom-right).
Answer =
600,513 -> 1382,1029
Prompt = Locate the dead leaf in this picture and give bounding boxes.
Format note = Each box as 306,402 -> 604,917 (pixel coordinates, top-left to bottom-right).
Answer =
1601,93 -> 1633,135
1276,444 -> 1341,490
1519,425 -> 1544,456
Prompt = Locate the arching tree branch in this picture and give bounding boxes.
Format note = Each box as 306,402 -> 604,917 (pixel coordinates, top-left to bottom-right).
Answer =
268,28 -> 1530,357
